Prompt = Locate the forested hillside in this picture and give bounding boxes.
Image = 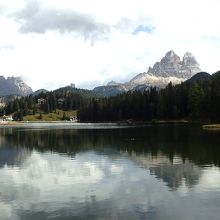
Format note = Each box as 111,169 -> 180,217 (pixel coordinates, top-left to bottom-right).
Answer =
79,71 -> 220,122
3,86 -> 99,120
3,71 -> 220,122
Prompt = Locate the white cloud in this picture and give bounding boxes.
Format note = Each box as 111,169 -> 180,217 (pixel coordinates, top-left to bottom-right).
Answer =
0,0 -> 219,90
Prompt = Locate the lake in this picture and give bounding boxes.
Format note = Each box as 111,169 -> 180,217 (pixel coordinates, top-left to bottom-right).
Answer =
0,124 -> 220,220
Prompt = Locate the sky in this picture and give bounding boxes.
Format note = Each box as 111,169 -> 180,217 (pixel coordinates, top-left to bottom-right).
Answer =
0,0 -> 219,91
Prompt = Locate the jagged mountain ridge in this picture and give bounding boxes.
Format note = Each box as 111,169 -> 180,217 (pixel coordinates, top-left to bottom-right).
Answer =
147,51 -> 200,78
0,51 -> 201,98
93,50 -> 201,96
129,51 -> 201,86
0,76 -> 33,96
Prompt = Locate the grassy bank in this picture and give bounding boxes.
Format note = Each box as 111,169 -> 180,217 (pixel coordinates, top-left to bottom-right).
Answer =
202,124 -> 220,131
23,109 -> 77,121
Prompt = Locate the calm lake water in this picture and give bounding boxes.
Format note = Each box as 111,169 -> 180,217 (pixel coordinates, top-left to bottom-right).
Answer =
0,124 -> 220,220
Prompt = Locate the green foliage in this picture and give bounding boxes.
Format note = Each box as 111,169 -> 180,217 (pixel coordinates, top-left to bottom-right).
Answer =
3,76 -> 220,122
13,111 -> 23,121
23,110 -> 77,121
39,113 -> 42,120
4,86 -> 98,120
62,112 -> 66,120
79,77 -> 219,122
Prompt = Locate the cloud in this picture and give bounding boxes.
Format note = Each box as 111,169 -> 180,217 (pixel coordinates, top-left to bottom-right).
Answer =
0,44 -> 14,51
14,0 -> 110,41
0,0 -> 219,90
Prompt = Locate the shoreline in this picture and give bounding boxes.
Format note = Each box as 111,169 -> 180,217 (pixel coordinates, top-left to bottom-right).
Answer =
1,120 -> 217,129
202,124 -> 220,131
0,119 -> 195,128
0,119 -> 191,125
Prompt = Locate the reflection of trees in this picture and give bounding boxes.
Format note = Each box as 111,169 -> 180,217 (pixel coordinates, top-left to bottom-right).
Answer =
0,145 -> 31,167
0,127 -> 32,166
0,125 -> 220,168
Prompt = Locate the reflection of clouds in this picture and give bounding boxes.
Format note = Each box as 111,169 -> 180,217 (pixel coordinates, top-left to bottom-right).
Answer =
0,151 -> 220,220
22,153 -> 105,186
1,152 -> 106,209
0,151 -> 166,219
196,167 -> 220,191
0,202 -> 18,220
110,164 -> 124,174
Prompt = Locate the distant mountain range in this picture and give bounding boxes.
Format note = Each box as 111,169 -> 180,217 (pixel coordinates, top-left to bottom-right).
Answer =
0,50 -> 206,99
93,50 -> 201,96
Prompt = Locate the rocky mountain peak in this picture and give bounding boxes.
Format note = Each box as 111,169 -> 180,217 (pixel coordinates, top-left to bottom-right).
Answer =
182,52 -> 199,67
93,50 -> 202,96
147,50 -> 201,78
160,50 -> 181,68
166,50 -> 175,56
164,50 -> 180,59
107,80 -> 119,86
0,76 -> 33,96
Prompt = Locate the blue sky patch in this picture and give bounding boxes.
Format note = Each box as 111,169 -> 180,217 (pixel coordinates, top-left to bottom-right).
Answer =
132,25 -> 155,35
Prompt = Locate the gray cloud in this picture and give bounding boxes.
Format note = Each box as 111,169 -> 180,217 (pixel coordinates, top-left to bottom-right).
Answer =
14,0 -> 110,40
0,44 -> 14,51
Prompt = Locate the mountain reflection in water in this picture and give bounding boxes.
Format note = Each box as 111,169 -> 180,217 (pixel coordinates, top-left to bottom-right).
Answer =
0,125 -> 219,220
